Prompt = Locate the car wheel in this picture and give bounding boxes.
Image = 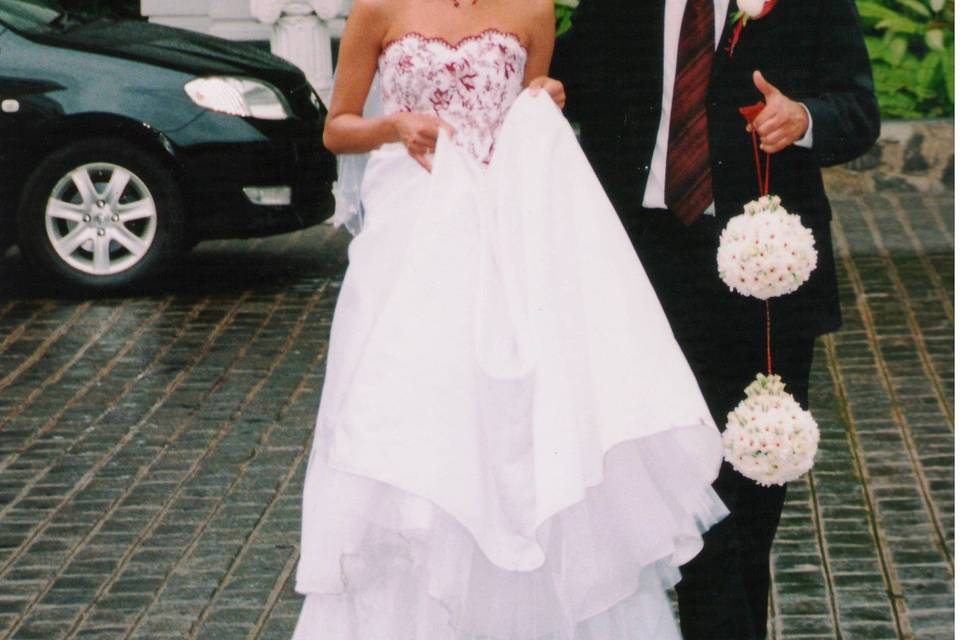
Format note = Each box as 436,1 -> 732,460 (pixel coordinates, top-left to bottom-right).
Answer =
17,139 -> 183,292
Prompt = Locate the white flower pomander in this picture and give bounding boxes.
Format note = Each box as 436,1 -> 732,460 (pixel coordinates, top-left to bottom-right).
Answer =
722,374 -> 820,487
737,0 -> 767,18
717,194 -> 817,300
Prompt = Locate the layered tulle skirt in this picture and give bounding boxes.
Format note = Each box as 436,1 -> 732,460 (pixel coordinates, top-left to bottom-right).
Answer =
293,92 -> 728,639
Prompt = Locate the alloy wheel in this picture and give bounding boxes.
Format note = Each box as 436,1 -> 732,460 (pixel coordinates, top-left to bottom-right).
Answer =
44,162 -> 158,276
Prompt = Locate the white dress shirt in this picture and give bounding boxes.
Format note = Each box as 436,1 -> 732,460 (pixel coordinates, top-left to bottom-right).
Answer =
642,0 -> 814,213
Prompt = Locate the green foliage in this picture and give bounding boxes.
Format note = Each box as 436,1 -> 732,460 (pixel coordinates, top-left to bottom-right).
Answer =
857,0 -> 954,117
555,0 -> 579,35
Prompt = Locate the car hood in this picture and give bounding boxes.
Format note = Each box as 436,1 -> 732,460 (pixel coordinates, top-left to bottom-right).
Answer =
50,20 -> 306,89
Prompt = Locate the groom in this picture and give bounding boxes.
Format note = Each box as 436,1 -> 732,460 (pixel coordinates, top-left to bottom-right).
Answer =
553,0 -> 879,638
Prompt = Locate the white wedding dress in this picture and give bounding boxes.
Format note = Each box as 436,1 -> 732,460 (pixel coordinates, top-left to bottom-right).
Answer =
292,29 -> 728,639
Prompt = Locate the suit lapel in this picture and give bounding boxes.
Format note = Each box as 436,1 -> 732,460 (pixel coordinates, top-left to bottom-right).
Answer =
620,0 -> 666,104
630,0 -> 666,78
651,0 -> 668,67
711,0 -> 740,82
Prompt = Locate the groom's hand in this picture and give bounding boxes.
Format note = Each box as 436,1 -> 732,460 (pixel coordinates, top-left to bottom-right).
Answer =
747,71 -> 810,154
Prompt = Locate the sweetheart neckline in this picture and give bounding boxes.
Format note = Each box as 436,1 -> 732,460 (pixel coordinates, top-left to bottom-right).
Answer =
381,28 -> 528,57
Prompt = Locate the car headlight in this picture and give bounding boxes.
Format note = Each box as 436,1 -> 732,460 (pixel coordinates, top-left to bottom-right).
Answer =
184,77 -> 292,120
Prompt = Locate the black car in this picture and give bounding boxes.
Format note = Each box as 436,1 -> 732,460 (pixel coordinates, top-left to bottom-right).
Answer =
0,0 -> 336,291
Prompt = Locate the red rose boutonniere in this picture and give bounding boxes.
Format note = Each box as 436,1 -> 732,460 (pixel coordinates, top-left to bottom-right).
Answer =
726,0 -> 778,57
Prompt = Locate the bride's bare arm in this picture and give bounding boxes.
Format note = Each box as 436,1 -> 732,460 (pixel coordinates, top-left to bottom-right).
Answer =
524,0 -> 565,109
321,0 -> 391,153
322,0 -> 452,168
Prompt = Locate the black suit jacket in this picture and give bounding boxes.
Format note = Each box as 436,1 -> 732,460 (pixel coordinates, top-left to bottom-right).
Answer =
552,0 -> 880,336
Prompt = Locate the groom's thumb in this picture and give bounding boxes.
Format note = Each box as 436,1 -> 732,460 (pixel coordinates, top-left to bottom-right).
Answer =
753,70 -> 779,98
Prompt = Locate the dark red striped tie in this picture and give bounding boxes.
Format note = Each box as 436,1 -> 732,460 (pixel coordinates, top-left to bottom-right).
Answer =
665,0 -> 715,225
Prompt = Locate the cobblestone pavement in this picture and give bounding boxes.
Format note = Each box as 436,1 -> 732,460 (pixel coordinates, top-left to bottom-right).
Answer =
0,191 -> 952,640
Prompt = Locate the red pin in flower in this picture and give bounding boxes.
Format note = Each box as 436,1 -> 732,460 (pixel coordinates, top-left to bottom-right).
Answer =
726,0 -> 779,57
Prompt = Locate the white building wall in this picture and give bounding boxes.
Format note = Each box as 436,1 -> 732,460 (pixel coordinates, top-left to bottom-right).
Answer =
140,0 -> 350,42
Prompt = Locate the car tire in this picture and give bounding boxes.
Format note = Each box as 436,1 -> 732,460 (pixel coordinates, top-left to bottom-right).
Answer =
17,139 -> 184,293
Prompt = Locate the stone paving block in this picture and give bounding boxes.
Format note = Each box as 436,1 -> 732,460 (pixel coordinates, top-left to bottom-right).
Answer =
9,620 -> 75,640
0,193 -> 952,639
257,615 -> 299,640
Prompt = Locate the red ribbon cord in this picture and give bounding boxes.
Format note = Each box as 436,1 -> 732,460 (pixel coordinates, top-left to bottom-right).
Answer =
748,129 -> 772,197
740,100 -> 775,375
751,130 -> 764,195
765,300 -> 773,375
761,132 -> 773,373
738,101 -> 765,123
765,152 -> 771,196
739,101 -> 771,196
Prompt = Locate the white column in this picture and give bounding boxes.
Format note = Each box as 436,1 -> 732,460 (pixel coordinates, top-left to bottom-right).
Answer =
251,0 -> 343,106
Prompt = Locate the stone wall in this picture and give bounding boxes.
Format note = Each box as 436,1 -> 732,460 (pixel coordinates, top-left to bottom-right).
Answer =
824,120 -> 954,194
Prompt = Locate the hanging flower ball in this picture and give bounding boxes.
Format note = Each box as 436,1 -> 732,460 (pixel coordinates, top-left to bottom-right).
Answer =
717,194 -> 818,301
722,374 -> 820,487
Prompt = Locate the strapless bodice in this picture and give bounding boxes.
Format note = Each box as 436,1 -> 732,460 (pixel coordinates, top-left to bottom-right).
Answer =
378,29 -> 527,164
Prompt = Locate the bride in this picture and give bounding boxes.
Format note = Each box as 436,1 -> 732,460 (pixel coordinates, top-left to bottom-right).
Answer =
292,0 -> 729,637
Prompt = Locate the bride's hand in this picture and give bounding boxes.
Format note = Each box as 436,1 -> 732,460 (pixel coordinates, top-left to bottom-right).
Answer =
528,76 -> 566,110
389,112 -> 455,172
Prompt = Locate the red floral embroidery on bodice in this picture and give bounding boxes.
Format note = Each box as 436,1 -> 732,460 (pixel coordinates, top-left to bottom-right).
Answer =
379,29 -> 527,165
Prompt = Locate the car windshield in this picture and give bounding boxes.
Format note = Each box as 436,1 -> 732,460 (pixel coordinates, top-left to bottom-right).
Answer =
0,1 -> 82,36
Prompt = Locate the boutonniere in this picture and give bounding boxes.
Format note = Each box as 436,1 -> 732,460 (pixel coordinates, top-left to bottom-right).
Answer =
726,0 -> 778,57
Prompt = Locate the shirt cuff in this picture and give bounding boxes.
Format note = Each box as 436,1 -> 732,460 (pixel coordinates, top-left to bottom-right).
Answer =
794,103 -> 814,149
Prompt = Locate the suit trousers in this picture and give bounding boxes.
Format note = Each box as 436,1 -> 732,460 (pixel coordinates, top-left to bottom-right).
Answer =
623,209 -> 815,640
